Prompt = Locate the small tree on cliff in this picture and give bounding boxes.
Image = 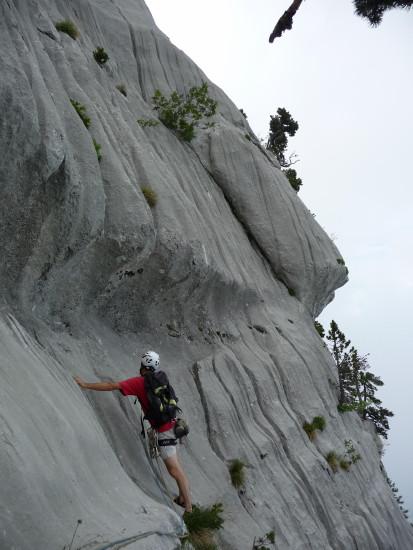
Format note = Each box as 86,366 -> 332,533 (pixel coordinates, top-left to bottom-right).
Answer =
266,108 -> 303,192
266,107 -> 299,167
386,476 -> 410,519
325,320 -> 393,438
284,168 -> 302,192
358,369 -> 394,438
326,320 -> 353,406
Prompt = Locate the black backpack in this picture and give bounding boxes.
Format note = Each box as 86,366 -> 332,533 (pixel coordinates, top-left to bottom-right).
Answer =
143,370 -> 180,428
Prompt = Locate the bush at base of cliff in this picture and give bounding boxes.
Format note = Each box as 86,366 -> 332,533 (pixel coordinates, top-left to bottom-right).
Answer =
181,503 -> 224,550
184,503 -> 224,534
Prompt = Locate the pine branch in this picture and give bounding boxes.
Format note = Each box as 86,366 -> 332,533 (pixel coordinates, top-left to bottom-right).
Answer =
269,0 -> 305,42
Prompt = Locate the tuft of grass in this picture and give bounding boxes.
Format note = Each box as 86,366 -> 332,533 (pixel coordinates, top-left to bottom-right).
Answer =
303,422 -> 316,441
142,187 -> 157,208
116,84 -> 127,97
312,416 -> 326,431
326,451 -> 338,473
303,416 -> 326,441
339,458 -> 351,471
245,133 -> 252,141
184,503 -> 224,535
229,459 -> 246,489
70,99 -> 91,128
93,139 -> 102,162
336,258 -> 345,265
93,46 -> 109,65
287,287 -> 295,297
55,20 -> 79,40
344,439 -> 361,464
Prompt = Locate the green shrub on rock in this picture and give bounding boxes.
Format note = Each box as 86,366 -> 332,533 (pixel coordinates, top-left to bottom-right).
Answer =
229,459 -> 246,489
152,82 -> 217,142
344,439 -> 361,464
339,458 -> 351,471
283,168 -> 302,192
93,139 -> 102,162
303,422 -> 316,441
142,187 -> 157,208
70,99 -> 91,128
182,503 -> 224,550
312,416 -> 326,431
93,47 -> 109,65
326,451 -> 338,473
116,84 -> 127,97
55,20 -> 79,40
184,503 -> 224,534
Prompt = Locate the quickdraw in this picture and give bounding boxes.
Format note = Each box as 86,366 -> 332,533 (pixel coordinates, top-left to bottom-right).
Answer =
147,427 -> 160,459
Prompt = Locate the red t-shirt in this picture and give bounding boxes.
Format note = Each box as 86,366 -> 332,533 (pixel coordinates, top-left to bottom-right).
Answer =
119,376 -> 174,433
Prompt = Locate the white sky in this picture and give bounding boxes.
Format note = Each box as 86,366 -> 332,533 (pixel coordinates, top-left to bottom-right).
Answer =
145,0 -> 413,515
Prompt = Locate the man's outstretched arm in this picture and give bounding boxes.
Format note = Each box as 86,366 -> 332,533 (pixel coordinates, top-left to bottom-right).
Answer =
74,376 -> 121,391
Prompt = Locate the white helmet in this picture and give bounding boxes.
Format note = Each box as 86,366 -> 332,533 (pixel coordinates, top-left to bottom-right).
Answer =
141,350 -> 160,370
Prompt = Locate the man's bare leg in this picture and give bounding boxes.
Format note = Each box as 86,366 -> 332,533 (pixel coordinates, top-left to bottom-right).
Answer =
163,454 -> 192,513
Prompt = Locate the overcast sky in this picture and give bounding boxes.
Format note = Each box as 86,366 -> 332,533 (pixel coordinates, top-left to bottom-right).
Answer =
145,0 -> 413,514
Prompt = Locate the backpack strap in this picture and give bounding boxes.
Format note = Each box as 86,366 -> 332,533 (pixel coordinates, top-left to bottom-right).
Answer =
140,411 -> 145,438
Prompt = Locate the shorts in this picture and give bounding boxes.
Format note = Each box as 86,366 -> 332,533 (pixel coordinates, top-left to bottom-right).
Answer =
157,428 -> 177,460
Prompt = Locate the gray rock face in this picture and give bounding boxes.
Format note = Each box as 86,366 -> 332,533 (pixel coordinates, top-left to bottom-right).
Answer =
0,1 -> 411,549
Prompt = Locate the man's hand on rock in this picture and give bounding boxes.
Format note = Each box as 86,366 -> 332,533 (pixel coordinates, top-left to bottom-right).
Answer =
74,376 -> 87,389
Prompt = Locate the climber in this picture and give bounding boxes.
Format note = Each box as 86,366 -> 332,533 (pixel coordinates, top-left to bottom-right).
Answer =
74,350 -> 192,513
